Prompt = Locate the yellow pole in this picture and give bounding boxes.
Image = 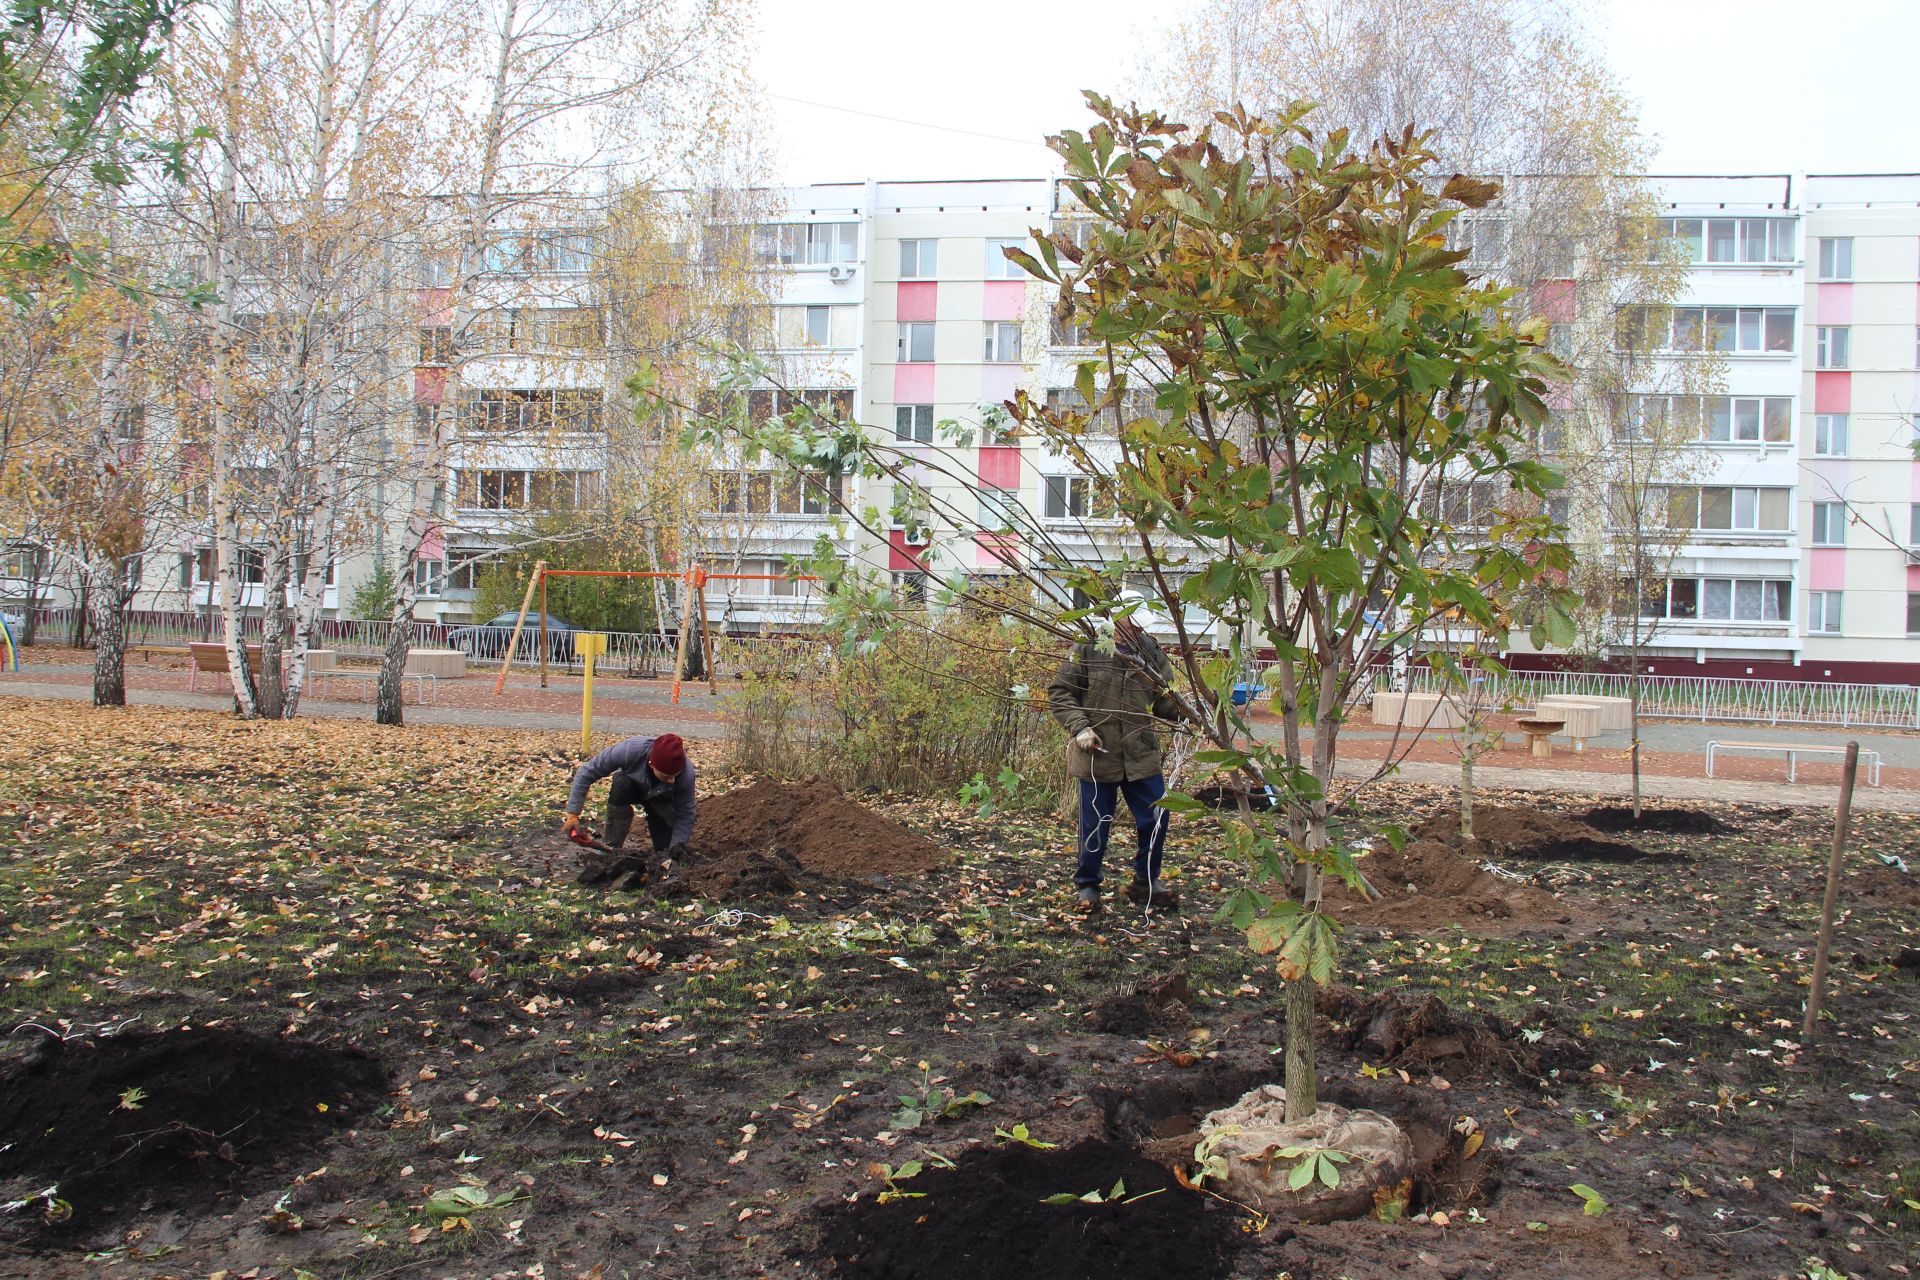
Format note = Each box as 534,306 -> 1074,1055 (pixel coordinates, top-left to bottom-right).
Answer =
576,632 -> 607,755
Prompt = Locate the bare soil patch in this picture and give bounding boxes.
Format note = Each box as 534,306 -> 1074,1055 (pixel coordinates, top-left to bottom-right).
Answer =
806,1139 -> 1242,1280
1327,989 -> 1586,1083
679,778 -> 947,898
1413,805 -> 1663,864
1581,805 -> 1732,835
1327,836 -> 1571,931
0,1028 -> 386,1245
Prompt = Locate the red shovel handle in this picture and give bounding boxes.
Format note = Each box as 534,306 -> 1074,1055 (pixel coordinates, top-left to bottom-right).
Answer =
568,827 -> 614,854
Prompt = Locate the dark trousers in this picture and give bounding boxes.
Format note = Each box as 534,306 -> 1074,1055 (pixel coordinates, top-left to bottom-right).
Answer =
1075,774 -> 1169,887
607,770 -> 674,852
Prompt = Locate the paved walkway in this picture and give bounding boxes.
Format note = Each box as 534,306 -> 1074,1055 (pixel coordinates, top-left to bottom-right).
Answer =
7,673 -> 1918,813
0,678 -> 724,742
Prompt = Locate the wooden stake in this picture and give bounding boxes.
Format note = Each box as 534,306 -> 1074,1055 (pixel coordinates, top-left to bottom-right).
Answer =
669,567 -> 696,705
492,560 -> 545,695
1802,741 -> 1860,1039
539,570 -> 549,689
697,576 -> 717,695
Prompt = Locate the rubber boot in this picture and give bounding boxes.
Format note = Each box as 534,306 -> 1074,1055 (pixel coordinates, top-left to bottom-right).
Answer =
603,805 -> 634,850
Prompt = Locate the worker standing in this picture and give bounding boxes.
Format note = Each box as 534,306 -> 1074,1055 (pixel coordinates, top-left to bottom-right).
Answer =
1047,590 -> 1184,913
562,733 -> 695,890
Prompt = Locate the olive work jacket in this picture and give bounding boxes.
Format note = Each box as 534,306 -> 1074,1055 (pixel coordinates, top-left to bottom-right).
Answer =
1046,634 -> 1182,783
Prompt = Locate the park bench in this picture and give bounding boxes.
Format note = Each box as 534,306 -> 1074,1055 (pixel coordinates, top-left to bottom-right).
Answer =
187,641 -> 276,690
1705,740 -> 1882,787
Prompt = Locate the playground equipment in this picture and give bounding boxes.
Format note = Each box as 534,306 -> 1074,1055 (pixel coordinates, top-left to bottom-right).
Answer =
490,563 -> 822,739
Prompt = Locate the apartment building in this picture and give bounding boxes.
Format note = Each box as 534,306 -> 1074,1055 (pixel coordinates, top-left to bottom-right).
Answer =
12,172 -> 1916,684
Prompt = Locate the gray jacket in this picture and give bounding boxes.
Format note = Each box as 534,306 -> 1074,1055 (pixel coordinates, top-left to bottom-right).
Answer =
567,736 -> 696,846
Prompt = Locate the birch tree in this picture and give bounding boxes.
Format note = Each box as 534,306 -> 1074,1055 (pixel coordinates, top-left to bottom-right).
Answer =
371,0 -> 757,723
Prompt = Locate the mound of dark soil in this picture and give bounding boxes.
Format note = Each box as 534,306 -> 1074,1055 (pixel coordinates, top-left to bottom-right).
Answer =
679,779 -> 945,898
0,1028 -> 386,1241
1414,805 -> 1662,863
1326,838 -> 1571,931
1326,989 -> 1586,1082
1089,971 -> 1192,1037
1582,805 -> 1732,835
808,1140 -> 1242,1280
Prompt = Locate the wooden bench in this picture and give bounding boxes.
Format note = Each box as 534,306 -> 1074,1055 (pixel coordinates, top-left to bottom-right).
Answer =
1706,740 -> 1882,787
187,641 -> 277,690
310,669 -> 436,705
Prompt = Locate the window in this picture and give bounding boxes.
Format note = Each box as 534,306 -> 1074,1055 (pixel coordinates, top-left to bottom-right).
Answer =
1703,396 -> 1792,444
1659,485 -> 1791,532
1453,217 -> 1508,266
776,304 -> 846,348
897,322 -> 934,362
1044,475 -> 1089,519
1050,314 -> 1091,346
985,237 -> 1025,278
895,404 -> 934,443
1814,413 -> 1848,456
462,388 -> 604,433
1909,592 -> 1920,636
1816,326 -> 1849,370
474,306 -> 604,352
1817,237 -> 1853,280
1808,591 -> 1843,634
419,250 -> 456,288
1660,217 -> 1796,264
1811,502 -> 1846,546
1911,503 -> 1920,546
418,326 -> 452,366
983,321 -> 1021,362
454,470 -> 600,511
1626,305 -> 1795,354
894,571 -> 928,604
481,230 -> 595,274
1645,577 -> 1790,622
900,238 -> 937,278
758,222 -> 858,266
414,559 -> 443,596
977,488 -> 1023,532
444,549 -> 484,592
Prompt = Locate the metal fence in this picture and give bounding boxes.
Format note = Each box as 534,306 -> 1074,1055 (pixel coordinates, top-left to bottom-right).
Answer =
1402,667 -> 1919,729
26,606 -> 831,681
26,605 -> 1918,726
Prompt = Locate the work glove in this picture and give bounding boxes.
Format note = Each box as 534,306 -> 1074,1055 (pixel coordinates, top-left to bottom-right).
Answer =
1073,728 -> 1102,753
666,842 -> 691,862
561,811 -> 581,835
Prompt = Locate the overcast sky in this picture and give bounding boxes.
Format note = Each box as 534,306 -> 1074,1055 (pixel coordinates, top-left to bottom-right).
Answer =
753,0 -> 1919,187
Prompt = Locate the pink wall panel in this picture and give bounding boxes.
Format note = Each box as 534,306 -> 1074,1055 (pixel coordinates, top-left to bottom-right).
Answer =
1530,279 -> 1575,323
894,363 -> 935,402
1816,283 -> 1852,324
1813,372 -> 1850,414
1545,381 -> 1574,412
975,532 -> 1021,569
897,282 -> 937,323
978,446 -> 1021,488
888,530 -> 930,573
1808,548 -> 1846,590
982,280 -> 1025,321
419,524 -> 445,560
980,365 -> 1021,403
417,287 -> 453,324
414,368 -> 446,403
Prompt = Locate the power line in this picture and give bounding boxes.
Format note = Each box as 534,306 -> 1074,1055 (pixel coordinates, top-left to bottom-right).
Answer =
764,92 -> 1055,150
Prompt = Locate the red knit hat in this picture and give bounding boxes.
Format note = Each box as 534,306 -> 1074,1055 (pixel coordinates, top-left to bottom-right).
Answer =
649,733 -> 687,777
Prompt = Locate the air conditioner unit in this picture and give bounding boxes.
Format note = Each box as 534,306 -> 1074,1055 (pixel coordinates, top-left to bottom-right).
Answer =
903,527 -> 930,547
1906,546 -> 1920,566
827,264 -> 855,282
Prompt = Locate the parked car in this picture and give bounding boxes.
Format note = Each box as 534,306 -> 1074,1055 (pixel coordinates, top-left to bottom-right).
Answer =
446,611 -> 577,662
